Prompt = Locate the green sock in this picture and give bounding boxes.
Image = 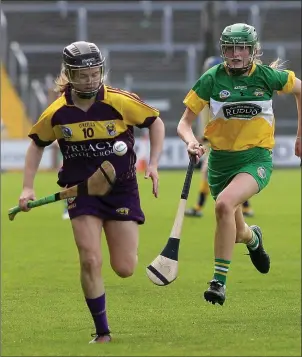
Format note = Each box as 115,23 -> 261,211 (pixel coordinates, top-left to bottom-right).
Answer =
247,230 -> 259,250
213,258 -> 231,285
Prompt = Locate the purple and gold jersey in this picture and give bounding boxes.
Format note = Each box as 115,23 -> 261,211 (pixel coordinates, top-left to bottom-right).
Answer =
29,85 -> 159,186
184,63 -> 296,151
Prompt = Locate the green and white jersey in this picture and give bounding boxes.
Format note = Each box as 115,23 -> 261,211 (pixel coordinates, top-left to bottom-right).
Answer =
183,63 -> 295,151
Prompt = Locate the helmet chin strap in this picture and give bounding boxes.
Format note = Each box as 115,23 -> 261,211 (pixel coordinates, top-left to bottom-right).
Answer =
228,64 -> 251,76
72,85 -> 101,99
73,89 -> 98,99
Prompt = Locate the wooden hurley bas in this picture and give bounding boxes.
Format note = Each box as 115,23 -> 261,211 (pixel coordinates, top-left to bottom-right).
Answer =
8,161 -> 116,221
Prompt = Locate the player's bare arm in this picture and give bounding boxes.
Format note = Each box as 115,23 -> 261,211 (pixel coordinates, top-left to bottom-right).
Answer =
19,141 -> 44,211
145,116 -> 165,198
177,108 -> 205,161
292,77 -> 302,157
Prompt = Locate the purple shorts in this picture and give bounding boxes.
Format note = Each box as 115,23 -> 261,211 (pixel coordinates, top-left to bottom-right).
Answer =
67,180 -> 145,224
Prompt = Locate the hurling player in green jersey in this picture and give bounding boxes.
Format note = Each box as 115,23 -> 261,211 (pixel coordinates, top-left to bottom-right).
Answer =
177,23 -> 301,305
185,56 -> 254,219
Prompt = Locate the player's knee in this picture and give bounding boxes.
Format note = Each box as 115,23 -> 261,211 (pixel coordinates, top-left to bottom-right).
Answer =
80,253 -> 102,274
215,197 -> 234,218
112,265 -> 135,278
111,255 -> 137,278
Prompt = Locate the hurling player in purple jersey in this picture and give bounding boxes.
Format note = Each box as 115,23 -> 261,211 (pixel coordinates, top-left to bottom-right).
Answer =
18,41 -> 165,344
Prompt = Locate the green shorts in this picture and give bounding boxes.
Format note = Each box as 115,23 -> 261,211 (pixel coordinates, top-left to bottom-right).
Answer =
207,147 -> 273,200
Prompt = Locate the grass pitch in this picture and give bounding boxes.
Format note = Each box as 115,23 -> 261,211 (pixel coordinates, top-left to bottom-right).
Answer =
1,169 -> 301,356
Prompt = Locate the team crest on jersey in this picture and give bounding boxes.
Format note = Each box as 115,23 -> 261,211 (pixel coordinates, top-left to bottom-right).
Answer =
257,167 -> 266,179
105,121 -> 117,136
254,88 -> 264,97
116,207 -> 130,215
219,90 -> 231,99
61,126 -> 73,139
67,197 -> 76,204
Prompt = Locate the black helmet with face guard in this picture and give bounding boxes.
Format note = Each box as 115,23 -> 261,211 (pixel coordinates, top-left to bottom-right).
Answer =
63,41 -> 105,99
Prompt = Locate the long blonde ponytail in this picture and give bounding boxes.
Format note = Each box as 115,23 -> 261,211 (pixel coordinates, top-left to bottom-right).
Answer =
222,42 -> 287,74
268,58 -> 287,70
54,64 -> 69,94
253,42 -> 287,70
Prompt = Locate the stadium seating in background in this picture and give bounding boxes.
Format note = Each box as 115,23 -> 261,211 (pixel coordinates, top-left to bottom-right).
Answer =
2,1 -> 301,136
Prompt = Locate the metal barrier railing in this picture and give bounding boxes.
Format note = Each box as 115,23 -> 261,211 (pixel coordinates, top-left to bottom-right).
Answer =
2,0 -> 301,51
0,10 -> 8,64
8,42 -> 29,108
77,7 -> 88,41
2,1 -> 300,12
29,79 -> 48,122
19,42 -> 202,90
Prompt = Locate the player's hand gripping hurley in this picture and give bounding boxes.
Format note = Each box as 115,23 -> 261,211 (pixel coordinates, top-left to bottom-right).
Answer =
8,161 -> 116,221
146,157 -> 195,285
